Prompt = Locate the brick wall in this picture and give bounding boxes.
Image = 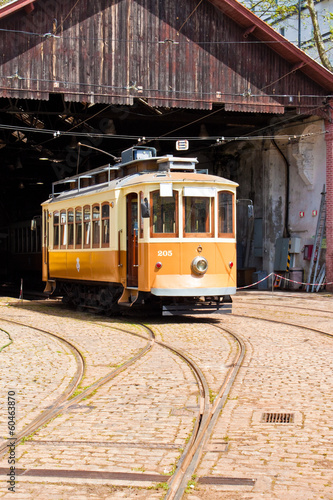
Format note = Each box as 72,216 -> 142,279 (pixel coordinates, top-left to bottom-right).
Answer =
326,119 -> 333,291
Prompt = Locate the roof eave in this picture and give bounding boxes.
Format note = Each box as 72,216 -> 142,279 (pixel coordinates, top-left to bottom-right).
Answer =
208,0 -> 333,92
0,0 -> 36,20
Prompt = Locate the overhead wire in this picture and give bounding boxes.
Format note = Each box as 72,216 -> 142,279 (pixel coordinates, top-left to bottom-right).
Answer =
0,0 -> 331,151
0,26 -> 330,47
0,118 -> 327,143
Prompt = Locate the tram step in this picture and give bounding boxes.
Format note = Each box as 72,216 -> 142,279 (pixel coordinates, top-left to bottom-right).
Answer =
162,303 -> 232,316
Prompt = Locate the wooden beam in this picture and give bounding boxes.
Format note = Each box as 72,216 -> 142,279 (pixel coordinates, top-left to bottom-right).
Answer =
243,25 -> 256,38
0,0 -> 37,20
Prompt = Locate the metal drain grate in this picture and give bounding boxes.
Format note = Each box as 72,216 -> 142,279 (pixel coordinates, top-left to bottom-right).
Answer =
261,412 -> 294,424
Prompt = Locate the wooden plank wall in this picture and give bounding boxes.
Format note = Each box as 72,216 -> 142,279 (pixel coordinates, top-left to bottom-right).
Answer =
0,0 -> 328,112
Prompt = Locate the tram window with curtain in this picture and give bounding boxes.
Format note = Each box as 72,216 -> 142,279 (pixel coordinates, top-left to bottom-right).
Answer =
60,210 -> 67,248
53,211 -> 59,248
101,203 -> 110,247
75,208 -> 82,248
68,209 -> 74,247
84,206 -> 91,248
184,197 -> 212,236
218,191 -> 234,237
92,205 -> 100,247
151,190 -> 178,237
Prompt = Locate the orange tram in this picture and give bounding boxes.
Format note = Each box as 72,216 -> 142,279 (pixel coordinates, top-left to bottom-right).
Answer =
41,147 -> 238,315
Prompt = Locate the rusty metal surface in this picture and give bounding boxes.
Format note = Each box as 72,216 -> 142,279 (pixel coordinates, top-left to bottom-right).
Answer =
199,476 -> 256,485
0,0 -> 329,111
0,467 -> 167,481
24,440 -> 180,449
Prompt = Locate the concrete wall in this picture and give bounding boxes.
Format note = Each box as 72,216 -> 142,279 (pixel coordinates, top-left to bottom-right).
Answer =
210,117 -> 326,285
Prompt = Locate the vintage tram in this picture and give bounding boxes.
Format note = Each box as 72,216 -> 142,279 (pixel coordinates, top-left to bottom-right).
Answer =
41,147 -> 237,315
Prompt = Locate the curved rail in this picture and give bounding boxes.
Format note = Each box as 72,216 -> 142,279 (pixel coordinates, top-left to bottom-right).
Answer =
161,324 -> 246,500
0,317 -> 85,458
232,313 -> 333,340
0,312 -> 246,500
0,317 -> 154,459
236,300 -> 333,318
97,321 -> 212,472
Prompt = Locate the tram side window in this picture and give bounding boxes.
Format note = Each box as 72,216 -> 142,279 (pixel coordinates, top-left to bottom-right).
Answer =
102,203 -> 110,247
68,209 -> 74,247
84,206 -> 91,248
75,208 -> 82,248
151,191 -> 178,237
53,211 -> 59,248
92,205 -> 100,247
218,191 -> 234,237
184,197 -> 211,235
60,210 -> 67,248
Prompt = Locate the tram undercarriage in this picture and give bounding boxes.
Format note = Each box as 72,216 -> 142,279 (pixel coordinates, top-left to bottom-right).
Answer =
53,281 -> 232,316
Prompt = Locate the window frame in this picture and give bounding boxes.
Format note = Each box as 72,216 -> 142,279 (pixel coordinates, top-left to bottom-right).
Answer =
183,196 -> 214,238
101,202 -> 110,248
53,211 -> 60,249
67,208 -> 74,248
150,190 -> 179,238
218,190 -> 235,238
75,207 -> 83,249
92,204 -> 101,248
60,210 -> 67,248
83,205 -> 91,248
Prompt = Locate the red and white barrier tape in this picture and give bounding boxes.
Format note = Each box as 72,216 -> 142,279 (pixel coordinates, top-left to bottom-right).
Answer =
19,278 -> 23,300
236,272 -> 333,290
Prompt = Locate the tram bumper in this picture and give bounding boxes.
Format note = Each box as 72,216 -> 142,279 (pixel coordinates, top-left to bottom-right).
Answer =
150,274 -> 236,297
151,276 -> 235,315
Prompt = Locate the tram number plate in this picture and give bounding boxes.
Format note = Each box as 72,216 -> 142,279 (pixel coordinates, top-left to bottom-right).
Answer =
158,250 -> 173,257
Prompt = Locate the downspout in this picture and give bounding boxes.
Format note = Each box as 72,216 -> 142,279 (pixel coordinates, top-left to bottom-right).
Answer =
271,138 -> 290,238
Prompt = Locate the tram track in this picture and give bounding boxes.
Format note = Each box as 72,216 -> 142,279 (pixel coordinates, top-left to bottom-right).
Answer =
0,312 -> 214,497
0,317 -> 85,459
171,306 -> 333,500
236,299 -> 333,318
5,298 -> 331,500
0,317 -> 154,460
91,317 -> 246,499
0,303 -> 247,500
160,323 -> 246,500
232,312 -> 333,340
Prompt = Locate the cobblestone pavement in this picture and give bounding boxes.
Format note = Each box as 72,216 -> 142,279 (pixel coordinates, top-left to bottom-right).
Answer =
0,293 -> 333,499
0,298 -> 216,498
148,320 -> 239,395
189,292 -> 333,500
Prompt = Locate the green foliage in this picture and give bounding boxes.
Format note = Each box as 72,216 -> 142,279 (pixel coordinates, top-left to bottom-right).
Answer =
0,0 -> 13,7
243,0 -> 333,70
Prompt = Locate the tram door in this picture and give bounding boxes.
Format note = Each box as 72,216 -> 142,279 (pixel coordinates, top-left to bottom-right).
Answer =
126,193 -> 138,287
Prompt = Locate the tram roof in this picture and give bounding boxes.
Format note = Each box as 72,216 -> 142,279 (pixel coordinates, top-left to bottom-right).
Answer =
44,151 -> 238,203
43,169 -> 238,205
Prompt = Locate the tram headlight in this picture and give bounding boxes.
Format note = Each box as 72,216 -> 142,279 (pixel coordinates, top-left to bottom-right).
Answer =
191,256 -> 208,275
